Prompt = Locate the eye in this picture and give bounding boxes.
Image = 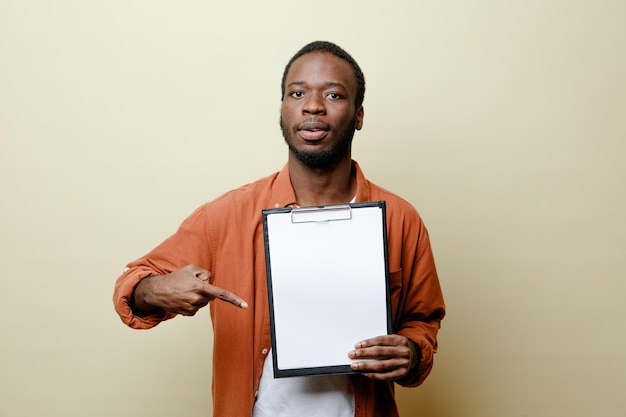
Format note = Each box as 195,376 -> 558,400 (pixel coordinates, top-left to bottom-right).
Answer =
326,92 -> 342,100
290,91 -> 304,98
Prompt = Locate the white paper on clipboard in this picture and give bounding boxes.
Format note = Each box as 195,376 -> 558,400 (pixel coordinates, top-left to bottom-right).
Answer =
262,201 -> 391,378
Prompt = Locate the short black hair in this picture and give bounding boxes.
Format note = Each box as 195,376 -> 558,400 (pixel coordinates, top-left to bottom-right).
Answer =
281,41 -> 366,110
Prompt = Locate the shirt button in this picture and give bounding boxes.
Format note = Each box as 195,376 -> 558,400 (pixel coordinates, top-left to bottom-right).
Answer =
274,203 -> 280,208
261,348 -> 269,355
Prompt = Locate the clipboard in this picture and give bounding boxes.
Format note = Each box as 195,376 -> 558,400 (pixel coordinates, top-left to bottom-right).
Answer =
262,201 -> 392,378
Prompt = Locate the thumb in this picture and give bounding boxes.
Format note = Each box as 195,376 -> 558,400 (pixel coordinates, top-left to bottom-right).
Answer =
194,269 -> 211,283
183,264 -> 211,283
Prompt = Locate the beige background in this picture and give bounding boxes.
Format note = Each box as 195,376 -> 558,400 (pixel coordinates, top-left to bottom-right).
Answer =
1,1 -> 625,416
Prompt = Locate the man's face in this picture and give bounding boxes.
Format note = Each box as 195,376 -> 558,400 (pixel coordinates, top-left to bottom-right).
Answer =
280,52 -> 364,169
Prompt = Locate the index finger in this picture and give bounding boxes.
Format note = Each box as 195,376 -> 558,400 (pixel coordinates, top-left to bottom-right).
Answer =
199,283 -> 248,309
355,334 -> 406,348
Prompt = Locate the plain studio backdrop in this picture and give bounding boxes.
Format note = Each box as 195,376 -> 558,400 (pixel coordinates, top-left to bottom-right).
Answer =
1,1 -> 624,416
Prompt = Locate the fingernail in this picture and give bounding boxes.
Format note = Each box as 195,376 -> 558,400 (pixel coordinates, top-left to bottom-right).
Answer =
240,301 -> 248,309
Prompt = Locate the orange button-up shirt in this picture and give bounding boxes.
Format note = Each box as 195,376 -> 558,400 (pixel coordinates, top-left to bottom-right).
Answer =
113,161 -> 445,417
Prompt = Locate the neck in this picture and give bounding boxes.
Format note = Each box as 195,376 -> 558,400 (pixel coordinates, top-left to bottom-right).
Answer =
288,155 -> 356,207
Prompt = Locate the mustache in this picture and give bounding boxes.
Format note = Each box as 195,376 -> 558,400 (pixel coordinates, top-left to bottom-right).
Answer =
297,118 -> 330,131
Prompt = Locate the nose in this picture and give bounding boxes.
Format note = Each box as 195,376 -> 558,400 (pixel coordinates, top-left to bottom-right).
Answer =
303,94 -> 325,115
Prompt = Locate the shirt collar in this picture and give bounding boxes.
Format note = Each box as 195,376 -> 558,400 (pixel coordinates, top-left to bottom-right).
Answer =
269,160 -> 372,208
269,164 -> 298,208
352,160 -> 372,203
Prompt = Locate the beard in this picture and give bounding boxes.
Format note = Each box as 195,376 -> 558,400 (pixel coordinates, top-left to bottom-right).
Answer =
281,115 -> 357,169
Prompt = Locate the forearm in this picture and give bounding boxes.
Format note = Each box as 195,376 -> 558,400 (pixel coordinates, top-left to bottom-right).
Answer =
113,265 -> 175,329
406,338 -> 422,373
129,276 -> 163,317
395,319 -> 441,387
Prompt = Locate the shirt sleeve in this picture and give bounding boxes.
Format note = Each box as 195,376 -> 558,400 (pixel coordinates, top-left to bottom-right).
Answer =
112,204 -> 215,329
395,216 -> 446,387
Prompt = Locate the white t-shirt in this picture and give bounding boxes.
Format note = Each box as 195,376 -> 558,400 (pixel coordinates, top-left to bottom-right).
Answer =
252,350 -> 354,417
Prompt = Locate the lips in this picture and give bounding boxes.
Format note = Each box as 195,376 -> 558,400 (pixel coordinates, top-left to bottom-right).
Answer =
297,119 -> 329,141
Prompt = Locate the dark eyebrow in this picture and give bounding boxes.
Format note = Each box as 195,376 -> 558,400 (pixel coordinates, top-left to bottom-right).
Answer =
323,82 -> 346,89
286,81 -> 305,88
287,81 -> 347,90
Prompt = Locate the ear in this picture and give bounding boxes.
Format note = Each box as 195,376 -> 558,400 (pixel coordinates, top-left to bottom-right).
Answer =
355,106 -> 364,130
